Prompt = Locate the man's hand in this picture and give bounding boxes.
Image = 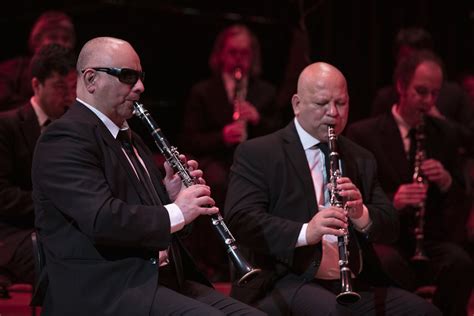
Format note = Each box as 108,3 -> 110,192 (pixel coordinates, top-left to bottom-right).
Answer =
393,183 -> 427,210
174,184 -> 218,225
306,206 -> 347,245
237,101 -> 260,125
163,155 -> 204,201
421,158 -> 452,192
334,177 -> 364,219
222,120 -> 247,145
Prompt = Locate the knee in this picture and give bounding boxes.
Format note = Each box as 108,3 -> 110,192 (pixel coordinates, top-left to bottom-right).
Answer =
445,247 -> 473,276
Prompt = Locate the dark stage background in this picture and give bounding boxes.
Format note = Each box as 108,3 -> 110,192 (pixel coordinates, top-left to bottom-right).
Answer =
1,0 -> 473,145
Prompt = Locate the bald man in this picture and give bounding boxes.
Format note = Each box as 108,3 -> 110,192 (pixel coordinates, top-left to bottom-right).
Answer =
224,62 -> 441,314
32,37 -> 264,315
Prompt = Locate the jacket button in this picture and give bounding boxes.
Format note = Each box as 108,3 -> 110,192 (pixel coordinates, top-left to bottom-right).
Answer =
150,258 -> 157,265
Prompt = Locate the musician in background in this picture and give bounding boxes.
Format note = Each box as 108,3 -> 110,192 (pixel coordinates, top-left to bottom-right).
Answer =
32,36 -> 263,315
0,43 -> 76,286
224,62 -> 440,314
346,50 -> 472,316
180,24 -> 276,281
0,10 -> 76,111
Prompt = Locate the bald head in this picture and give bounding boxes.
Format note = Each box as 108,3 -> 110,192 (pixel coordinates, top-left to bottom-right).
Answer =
296,62 -> 347,96
77,37 -> 133,72
292,62 -> 349,141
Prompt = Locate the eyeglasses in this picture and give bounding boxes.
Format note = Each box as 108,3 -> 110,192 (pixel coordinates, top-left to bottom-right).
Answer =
82,67 -> 145,85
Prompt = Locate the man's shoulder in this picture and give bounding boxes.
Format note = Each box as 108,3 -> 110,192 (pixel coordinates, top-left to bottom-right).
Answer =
0,102 -> 33,124
425,115 -> 458,137
340,135 -> 377,159
42,103 -> 100,140
346,114 -> 387,136
237,127 -> 285,153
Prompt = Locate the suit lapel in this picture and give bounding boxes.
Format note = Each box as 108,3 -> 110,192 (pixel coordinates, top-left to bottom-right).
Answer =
19,103 -> 41,156
105,126 -> 156,206
282,122 -> 318,218
70,102 -> 155,206
133,136 -> 170,205
380,114 -> 412,183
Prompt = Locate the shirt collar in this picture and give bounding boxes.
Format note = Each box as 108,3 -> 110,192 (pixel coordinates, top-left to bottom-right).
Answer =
30,96 -> 50,127
391,104 -> 411,138
76,97 -> 129,138
294,117 -> 321,150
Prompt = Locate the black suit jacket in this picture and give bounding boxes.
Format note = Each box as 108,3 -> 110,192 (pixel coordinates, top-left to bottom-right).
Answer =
346,113 -> 467,248
180,75 -> 276,162
0,102 -> 40,267
224,121 -> 398,306
32,101 -> 209,316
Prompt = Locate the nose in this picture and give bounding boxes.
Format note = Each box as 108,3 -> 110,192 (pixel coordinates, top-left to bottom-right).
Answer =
134,78 -> 145,93
327,102 -> 339,116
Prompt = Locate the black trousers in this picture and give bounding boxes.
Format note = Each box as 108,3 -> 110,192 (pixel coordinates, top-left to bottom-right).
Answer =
375,241 -> 473,316
2,232 -> 35,285
154,264 -> 264,315
256,275 -> 441,316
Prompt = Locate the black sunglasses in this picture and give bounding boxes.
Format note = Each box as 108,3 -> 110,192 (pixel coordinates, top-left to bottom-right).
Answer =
83,67 -> 145,85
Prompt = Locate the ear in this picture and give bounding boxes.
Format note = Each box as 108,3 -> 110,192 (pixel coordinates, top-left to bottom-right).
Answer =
396,79 -> 404,95
82,69 -> 96,91
291,94 -> 300,116
31,77 -> 41,95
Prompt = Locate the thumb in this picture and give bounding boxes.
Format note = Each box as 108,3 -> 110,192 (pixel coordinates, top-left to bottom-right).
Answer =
163,161 -> 175,180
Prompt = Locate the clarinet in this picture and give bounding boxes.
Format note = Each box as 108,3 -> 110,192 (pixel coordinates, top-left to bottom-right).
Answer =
327,125 -> 361,304
132,101 -> 261,285
410,116 -> 429,262
232,67 -> 244,121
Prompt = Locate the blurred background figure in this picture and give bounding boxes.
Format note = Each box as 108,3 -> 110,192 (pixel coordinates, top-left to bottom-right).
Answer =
459,69 -> 474,103
179,24 -> 276,282
370,27 -> 474,157
0,43 -> 76,289
347,50 -> 473,316
0,10 -> 76,111
458,69 -> 474,259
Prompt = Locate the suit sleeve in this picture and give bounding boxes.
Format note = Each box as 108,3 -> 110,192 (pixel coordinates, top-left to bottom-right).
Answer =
224,141 -> 303,258
355,152 -> 399,244
32,120 -> 171,250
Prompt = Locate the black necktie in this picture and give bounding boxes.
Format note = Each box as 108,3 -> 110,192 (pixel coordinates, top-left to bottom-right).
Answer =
117,130 -> 161,205
41,119 -> 51,133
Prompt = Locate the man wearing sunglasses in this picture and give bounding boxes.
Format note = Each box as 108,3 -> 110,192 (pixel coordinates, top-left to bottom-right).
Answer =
32,36 -> 263,316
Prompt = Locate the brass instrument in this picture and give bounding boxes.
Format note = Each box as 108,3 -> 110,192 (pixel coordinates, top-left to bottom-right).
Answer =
327,125 -> 361,304
132,101 -> 261,285
411,116 -> 429,262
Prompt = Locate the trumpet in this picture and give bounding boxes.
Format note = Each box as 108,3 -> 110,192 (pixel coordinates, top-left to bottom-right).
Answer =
410,116 -> 429,262
327,125 -> 361,304
132,101 -> 261,285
